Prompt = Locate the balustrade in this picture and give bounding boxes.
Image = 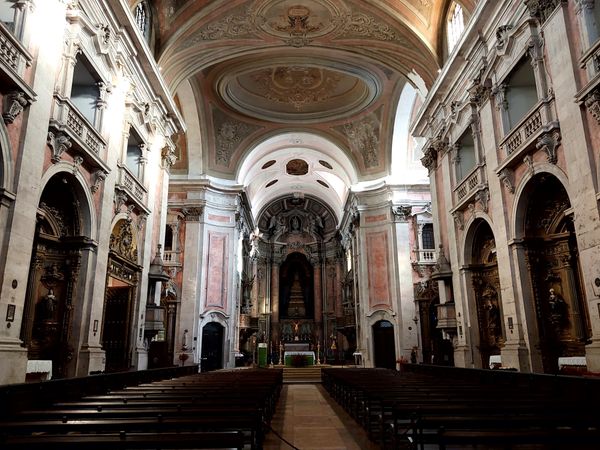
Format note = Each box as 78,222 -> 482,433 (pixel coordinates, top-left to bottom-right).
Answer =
499,97 -> 558,165
0,22 -> 30,76
454,164 -> 485,206
117,164 -> 147,204
415,249 -> 436,264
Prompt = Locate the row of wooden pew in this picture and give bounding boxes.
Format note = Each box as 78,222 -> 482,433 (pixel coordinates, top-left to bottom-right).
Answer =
322,366 -> 600,449
0,367 -> 282,449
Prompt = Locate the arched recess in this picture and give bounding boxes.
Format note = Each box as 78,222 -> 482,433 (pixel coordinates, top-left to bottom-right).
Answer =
280,252 -> 314,323
515,173 -> 590,373
463,218 -> 504,368
101,218 -> 142,373
0,120 -> 13,191
200,321 -> 225,372
21,172 -> 94,379
372,320 -> 396,369
0,121 -> 15,270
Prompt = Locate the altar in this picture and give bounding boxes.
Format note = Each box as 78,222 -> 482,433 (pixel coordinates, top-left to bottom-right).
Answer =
284,351 -> 315,366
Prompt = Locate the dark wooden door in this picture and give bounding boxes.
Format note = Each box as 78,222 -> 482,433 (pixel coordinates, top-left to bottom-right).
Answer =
373,320 -> 396,369
201,322 -> 224,372
102,286 -> 132,372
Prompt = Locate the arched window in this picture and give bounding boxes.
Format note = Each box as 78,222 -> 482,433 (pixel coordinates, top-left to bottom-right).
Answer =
134,2 -> 151,42
422,223 -> 435,249
447,2 -> 465,53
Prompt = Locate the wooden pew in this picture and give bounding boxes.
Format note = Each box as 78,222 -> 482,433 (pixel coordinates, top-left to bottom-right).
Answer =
0,368 -> 283,450
322,366 -> 600,449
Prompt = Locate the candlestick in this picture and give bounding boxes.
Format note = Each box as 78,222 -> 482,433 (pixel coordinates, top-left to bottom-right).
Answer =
317,342 -> 321,365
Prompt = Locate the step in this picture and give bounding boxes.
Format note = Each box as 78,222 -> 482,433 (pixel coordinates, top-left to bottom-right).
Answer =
282,367 -> 322,384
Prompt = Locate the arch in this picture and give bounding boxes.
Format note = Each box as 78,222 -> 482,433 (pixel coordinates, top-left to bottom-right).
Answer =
21,171 -> 95,378
0,120 -> 13,191
463,218 -> 504,367
511,164 -> 571,241
372,320 -> 396,369
514,173 -> 590,373
200,321 -> 225,372
238,131 -> 357,221
39,163 -> 97,240
279,252 -> 314,321
460,211 -> 494,267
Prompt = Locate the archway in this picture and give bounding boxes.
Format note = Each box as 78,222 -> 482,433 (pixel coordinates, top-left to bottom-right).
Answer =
201,322 -> 224,372
20,173 -> 89,379
466,219 -> 504,367
372,320 -> 396,369
521,174 -> 590,373
102,219 -> 140,373
279,252 -> 315,343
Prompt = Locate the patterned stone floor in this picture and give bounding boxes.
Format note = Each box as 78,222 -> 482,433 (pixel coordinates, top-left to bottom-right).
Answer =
263,384 -> 379,450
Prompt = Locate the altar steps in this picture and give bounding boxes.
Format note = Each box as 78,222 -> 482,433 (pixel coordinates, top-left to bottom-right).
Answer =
282,366 -> 323,384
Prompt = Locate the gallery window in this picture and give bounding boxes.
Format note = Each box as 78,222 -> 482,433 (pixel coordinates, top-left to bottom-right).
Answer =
447,2 -> 465,53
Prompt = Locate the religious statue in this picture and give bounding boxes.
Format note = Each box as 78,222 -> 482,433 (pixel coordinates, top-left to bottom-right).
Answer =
548,288 -> 567,329
290,216 -> 301,232
249,227 -> 262,260
481,285 -> 503,347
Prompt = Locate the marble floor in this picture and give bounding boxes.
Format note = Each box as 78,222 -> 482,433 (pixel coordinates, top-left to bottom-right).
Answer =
263,384 -> 379,450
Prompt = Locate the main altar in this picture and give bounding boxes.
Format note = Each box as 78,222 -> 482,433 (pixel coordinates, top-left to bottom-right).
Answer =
282,342 -> 315,366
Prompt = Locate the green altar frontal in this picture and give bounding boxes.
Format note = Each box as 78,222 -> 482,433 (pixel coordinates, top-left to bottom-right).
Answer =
284,351 -> 315,366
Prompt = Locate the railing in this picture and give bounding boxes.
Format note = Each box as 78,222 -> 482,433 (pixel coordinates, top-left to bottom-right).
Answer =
51,95 -> 107,157
0,21 -> 30,77
499,97 -> 558,165
454,164 -> 485,205
117,164 -> 147,204
163,250 -> 181,266
580,37 -> 600,78
415,249 -> 436,264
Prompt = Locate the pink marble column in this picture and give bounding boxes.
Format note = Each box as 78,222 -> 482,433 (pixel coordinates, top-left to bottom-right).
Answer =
314,262 -> 323,341
271,263 -> 280,344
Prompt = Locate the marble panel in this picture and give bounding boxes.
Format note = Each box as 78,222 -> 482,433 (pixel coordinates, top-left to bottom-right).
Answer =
366,230 -> 391,309
205,231 -> 228,309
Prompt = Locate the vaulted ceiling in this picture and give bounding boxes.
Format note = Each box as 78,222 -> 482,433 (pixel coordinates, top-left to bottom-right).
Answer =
145,0 -> 475,219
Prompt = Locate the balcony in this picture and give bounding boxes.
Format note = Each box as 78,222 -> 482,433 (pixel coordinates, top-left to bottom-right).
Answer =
580,37 -> 600,80
0,21 -> 34,99
163,250 -> 181,267
453,163 -> 486,208
116,164 -> 148,209
414,249 -> 436,264
498,97 -> 558,168
49,94 -> 109,172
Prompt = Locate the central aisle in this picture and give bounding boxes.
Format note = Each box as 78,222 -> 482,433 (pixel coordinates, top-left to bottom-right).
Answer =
263,384 -> 379,450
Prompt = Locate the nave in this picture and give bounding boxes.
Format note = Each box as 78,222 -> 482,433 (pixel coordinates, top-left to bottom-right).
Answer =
2,365 -> 600,449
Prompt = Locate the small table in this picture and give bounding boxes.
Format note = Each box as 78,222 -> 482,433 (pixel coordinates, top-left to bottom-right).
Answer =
284,351 -> 315,366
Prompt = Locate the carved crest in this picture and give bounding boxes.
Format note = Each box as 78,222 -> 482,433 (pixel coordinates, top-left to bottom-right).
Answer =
110,220 -> 138,264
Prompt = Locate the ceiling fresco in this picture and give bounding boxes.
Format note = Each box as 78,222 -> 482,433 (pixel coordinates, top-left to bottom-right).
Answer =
147,0 -> 476,218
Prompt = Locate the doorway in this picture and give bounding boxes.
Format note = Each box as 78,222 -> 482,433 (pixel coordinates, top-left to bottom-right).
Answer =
102,286 -> 133,372
372,320 -> 396,369
201,322 -> 224,372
